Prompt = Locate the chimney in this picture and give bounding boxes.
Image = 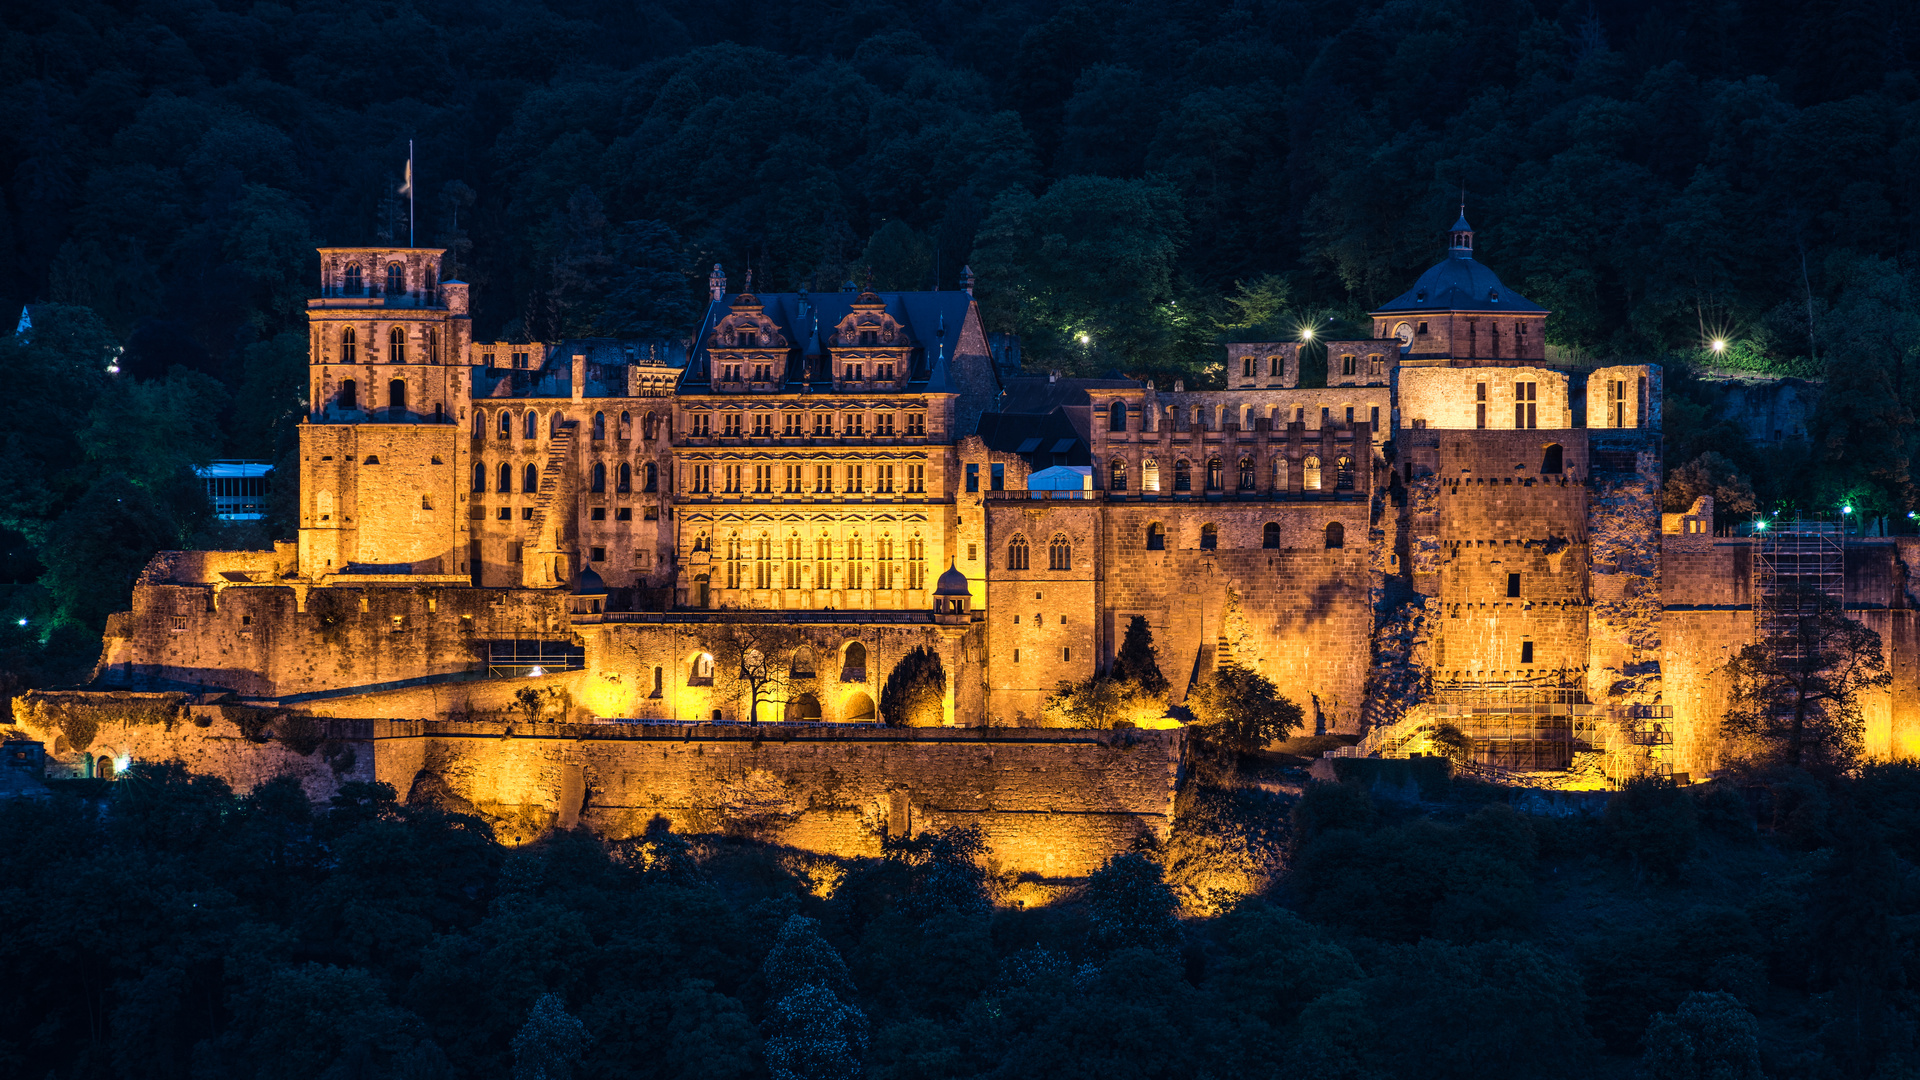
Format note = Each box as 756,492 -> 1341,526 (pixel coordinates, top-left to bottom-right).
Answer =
1048,370 -> 1059,384
571,353 -> 586,402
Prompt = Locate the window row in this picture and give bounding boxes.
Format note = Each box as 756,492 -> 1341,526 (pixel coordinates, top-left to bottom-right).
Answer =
322,378 -> 442,420
1100,400 -> 1381,433
470,461 -> 662,494
684,410 -> 928,438
686,462 -> 928,495
331,325 -> 443,363
473,409 -> 666,441
332,262 -> 440,301
1020,520 -> 1343,559
1005,534 -> 1073,571
1103,455 -> 1356,492
692,531 -> 931,591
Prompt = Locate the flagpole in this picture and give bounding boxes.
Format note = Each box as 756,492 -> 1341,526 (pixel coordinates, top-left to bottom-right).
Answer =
408,139 -> 415,248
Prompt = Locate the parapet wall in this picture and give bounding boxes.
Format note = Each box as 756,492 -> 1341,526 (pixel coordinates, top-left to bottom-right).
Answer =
7,698 -> 1181,881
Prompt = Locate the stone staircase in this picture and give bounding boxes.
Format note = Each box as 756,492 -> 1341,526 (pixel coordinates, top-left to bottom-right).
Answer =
521,422 -> 577,587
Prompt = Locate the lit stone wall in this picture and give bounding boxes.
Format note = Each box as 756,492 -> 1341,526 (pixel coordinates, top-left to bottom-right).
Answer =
1398,366 -> 1572,431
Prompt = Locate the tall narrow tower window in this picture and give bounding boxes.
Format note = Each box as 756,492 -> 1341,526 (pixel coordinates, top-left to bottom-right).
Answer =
386,263 -> 405,297
388,326 -> 406,363
388,379 -> 406,415
340,327 -> 356,363
340,379 -> 357,410
343,264 -> 363,295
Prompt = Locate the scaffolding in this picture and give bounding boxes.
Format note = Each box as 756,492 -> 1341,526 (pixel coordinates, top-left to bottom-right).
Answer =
1753,520 -> 1844,659
1428,686 -> 1605,771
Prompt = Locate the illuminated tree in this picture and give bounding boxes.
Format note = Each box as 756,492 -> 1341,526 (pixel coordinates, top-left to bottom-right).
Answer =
1110,615 -> 1169,695
1186,663 -> 1303,754
1718,591 -> 1889,772
708,618 -> 808,724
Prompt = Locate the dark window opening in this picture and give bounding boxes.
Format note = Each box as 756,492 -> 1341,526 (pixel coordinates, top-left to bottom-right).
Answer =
1263,522 -> 1280,549
1541,443 -> 1563,474
1507,573 -> 1521,597
1521,641 -> 1534,664
1325,522 -> 1345,549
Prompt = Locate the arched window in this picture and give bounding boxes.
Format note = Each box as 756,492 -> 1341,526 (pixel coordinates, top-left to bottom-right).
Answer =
644,462 -> 658,492
340,327 -> 356,363
526,411 -> 539,439
340,379 -> 357,410
1273,457 -> 1289,492
1008,535 -> 1029,570
1263,522 -> 1280,549
591,462 -> 606,493
472,463 -> 486,492
473,409 -> 486,437
643,413 -> 658,440
1335,455 -> 1354,490
1541,443 -> 1564,474
1146,522 -> 1166,550
1174,460 -> 1191,492
1206,457 -> 1223,490
845,691 -> 876,721
1143,457 -> 1159,492
388,378 -> 406,414
690,653 -> 715,684
343,264 -> 363,296
524,463 -> 538,493
551,413 -> 564,437
425,264 -> 439,306
791,647 -> 816,678
617,463 -> 632,492
386,263 -> 405,296
843,642 -> 867,680
593,412 -> 606,439
1049,534 -> 1071,570
1238,456 -> 1256,490
499,463 -> 513,492
1109,401 -> 1127,431
1304,455 -> 1322,491
498,410 -> 511,436
619,411 -> 631,438
1325,522 -> 1345,549
1110,459 -> 1128,490
425,327 -> 439,364
388,326 -> 406,363
1200,523 -> 1218,550
791,693 -> 822,721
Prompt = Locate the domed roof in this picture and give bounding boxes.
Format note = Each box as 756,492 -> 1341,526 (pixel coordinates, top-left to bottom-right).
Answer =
1373,215 -> 1546,315
933,564 -> 970,596
573,566 -> 607,595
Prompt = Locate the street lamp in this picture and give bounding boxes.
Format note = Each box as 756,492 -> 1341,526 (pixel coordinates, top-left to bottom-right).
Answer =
1710,338 -> 1726,354
1300,327 -> 1315,341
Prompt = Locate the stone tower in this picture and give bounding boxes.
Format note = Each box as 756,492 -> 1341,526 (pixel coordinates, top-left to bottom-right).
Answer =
298,247 -> 472,578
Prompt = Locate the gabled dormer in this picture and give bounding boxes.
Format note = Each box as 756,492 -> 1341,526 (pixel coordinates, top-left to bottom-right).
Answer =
705,293 -> 791,392
829,291 -> 913,392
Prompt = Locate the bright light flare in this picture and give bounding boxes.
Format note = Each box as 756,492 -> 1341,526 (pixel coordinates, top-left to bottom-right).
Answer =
1710,338 -> 1726,353
1076,333 -> 1090,345
528,665 -> 545,677
1300,327 -> 1315,341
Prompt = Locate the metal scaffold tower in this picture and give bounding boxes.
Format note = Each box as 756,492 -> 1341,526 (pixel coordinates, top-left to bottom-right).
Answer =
1753,520 -> 1845,658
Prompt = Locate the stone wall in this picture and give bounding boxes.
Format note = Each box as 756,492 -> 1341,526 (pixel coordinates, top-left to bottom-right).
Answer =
1399,366 -> 1573,431
7,701 -> 1182,881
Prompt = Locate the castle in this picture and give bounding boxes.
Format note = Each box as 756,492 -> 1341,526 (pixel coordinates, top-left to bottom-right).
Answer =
15,216 -> 1920,876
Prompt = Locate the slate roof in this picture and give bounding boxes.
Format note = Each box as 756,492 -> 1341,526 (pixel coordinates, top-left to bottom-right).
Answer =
998,375 -> 1142,414
1374,218 -> 1546,315
680,291 -> 974,394
975,411 -> 1089,468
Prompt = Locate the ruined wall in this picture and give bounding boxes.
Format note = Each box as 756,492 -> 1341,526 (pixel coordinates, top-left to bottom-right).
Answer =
1587,433 -> 1664,706
104,579 -> 568,699
299,423 -> 463,575
1098,501 -> 1373,731
1430,431 -> 1591,687
1399,366 -> 1572,431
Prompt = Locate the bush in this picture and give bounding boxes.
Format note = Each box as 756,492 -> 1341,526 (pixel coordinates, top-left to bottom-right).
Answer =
1605,776 -> 1698,881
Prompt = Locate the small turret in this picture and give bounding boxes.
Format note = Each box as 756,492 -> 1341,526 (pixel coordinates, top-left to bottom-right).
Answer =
709,264 -> 727,302
1449,213 -> 1474,258
932,564 -> 971,622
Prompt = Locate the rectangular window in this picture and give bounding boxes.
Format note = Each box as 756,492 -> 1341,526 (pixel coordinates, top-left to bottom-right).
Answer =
723,414 -> 741,436
1520,640 -> 1534,664
724,465 -> 742,493
846,363 -> 863,381
1507,573 -> 1521,598
966,464 -> 979,492
691,464 -> 711,493
1514,382 -> 1537,429
847,465 -> 864,493
815,464 -> 831,493
753,464 -> 772,493
522,507 -> 534,520
968,543 -> 978,561
785,465 -> 802,493
691,414 -> 710,437
846,413 -> 864,436
906,463 -> 925,493
782,412 -> 801,436
877,413 -> 895,436
616,507 -> 632,521
590,507 -> 606,520
752,413 -> 772,437
879,464 -> 895,493
1063,647 -> 1070,661
497,507 -> 511,520
814,412 -> 831,436
907,412 -> 926,436
590,547 -> 605,562
990,463 -> 1005,491
1345,406 -> 1354,424
1013,649 -> 1020,663
1370,406 -> 1380,427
